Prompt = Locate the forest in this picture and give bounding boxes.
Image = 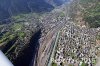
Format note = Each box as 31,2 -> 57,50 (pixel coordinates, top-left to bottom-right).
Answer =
80,0 -> 100,28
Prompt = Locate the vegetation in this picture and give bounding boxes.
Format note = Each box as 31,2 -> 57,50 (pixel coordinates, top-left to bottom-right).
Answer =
0,32 -> 15,44
68,64 -> 73,66
80,0 -> 100,28
81,61 -> 88,66
12,23 -> 23,31
81,62 -> 85,66
96,35 -> 100,40
12,14 -> 27,23
92,59 -> 96,65
59,12 -> 65,17
0,32 -> 9,43
17,32 -> 25,39
12,14 -> 26,20
9,34 -> 15,40
51,62 -> 57,66
0,37 -> 7,44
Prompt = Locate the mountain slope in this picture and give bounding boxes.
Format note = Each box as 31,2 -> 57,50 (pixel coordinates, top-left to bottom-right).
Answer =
0,0 -> 54,21
0,0 -> 69,22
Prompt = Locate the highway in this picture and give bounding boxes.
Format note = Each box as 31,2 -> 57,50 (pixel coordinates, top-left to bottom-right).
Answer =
34,15 -> 67,66
47,30 -> 60,66
33,4 -> 70,66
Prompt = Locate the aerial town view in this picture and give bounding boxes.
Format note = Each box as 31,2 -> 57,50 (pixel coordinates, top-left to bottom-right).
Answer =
0,0 -> 100,66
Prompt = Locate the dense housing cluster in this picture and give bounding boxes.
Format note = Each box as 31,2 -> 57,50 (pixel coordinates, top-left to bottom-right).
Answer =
53,21 -> 100,66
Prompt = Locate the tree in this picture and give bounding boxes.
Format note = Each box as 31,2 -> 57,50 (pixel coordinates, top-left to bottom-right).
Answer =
51,62 -> 57,66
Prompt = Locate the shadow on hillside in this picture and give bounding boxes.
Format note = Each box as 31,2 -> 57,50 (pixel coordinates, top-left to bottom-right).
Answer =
13,29 -> 41,66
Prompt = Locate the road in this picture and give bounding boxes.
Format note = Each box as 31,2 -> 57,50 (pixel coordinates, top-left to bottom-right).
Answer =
35,20 -> 67,66
47,30 -> 60,66
33,3 -> 70,66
